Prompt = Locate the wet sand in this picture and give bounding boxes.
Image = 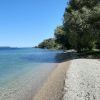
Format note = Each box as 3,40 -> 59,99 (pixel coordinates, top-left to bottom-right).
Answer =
0,63 -> 57,100
33,61 -> 70,100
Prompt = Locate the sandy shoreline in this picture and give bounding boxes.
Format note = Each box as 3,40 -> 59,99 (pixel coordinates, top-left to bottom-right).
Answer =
33,61 -> 70,100
0,63 -> 58,100
63,59 -> 100,100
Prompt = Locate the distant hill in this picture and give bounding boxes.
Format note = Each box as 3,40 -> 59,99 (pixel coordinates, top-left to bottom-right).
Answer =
37,38 -> 62,50
0,47 -> 11,49
0,47 -> 18,50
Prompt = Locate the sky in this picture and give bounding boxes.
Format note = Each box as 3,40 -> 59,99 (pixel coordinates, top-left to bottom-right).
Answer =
0,0 -> 68,47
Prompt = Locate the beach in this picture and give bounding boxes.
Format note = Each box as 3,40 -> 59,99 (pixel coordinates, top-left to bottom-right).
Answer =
1,48 -> 100,100
0,61 -> 70,100
63,59 -> 100,100
0,48 -> 65,100
33,58 -> 100,100
33,61 -> 70,100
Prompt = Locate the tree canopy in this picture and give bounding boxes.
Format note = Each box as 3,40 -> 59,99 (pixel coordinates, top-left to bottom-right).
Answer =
38,38 -> 62,50
55,0 -> 100,52
38,0 -> 100,52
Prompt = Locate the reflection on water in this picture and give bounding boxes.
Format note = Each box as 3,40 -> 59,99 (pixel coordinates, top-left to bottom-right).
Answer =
0,48 -> 62,100
0,48 -> 63,84
22,50 -> 78,63
0,48 -> 78,100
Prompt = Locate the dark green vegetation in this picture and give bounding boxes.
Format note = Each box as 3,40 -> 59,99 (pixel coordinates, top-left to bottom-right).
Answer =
80,50 -> 100,58
38,38 -> 62,49
38,0 -> 100,54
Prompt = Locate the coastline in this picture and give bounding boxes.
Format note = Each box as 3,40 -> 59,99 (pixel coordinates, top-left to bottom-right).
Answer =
63,59 -> 100,100
33,61 -> 70,100
0,63 -> 57,100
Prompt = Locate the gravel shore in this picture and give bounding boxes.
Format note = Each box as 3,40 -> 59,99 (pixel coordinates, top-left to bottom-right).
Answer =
33,61 -> 70,100
63,59 -> 100,100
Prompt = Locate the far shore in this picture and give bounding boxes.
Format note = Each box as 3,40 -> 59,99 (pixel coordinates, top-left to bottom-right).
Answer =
33,60 -> 70,100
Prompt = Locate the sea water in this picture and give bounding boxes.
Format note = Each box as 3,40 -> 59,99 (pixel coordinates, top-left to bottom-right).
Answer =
0,48 -> 62,100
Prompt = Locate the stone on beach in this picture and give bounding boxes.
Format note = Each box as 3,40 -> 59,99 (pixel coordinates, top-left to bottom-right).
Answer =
63,59 -> 100,100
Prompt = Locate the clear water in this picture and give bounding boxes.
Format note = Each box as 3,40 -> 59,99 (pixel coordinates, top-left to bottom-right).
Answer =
0,48 -> 63,100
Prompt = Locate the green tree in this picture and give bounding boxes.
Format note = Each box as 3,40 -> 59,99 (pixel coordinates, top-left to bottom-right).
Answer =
38,0 -> 100,52
38,38 -> 62,50
54,26 -> 71,49
55,0 -> 100,52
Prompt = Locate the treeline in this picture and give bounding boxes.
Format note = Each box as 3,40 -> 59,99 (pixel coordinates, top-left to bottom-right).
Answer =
38,0 -> 100,52
38,38 -> 62,50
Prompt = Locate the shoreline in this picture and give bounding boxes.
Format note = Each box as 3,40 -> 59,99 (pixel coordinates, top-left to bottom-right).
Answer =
33,61 -> 70,100
0,63 -> 57,100
63,59 -> 100,100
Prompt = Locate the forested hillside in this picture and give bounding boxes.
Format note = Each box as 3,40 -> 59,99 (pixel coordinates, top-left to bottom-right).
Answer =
38,0 -> 100,52
38,38 -> 62,49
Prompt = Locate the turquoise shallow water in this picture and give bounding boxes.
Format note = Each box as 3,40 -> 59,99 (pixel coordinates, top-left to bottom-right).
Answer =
0,48 -> 63,100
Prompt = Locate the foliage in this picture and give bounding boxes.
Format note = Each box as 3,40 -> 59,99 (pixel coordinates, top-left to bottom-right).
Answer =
80,50 -> 100,58
37,0 -> 100,52
54,26 -> 71,49
38,38 -> 62,50
55,0 -> 100,52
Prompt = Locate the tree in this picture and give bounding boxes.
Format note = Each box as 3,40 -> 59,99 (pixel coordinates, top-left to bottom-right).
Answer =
54,26 -> 71,49
38,0 -> 100,52
38,38 -> 62,50
55,0 -> 100,52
